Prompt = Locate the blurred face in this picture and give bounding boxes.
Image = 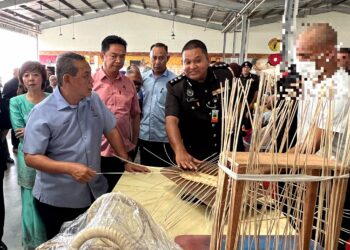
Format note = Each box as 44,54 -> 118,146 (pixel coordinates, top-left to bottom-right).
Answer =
49,75 -> 57,88
242,66 -> 251,76
102,43 -> 126,74
338,52 -> 350,72
182,48 -> 209,82
22,70 -> 43,92
46,69 -> 53,77
150,47 -> 169,76
126,70 -> 142,92
296,32 -> 336,79
69,60 -> 93,99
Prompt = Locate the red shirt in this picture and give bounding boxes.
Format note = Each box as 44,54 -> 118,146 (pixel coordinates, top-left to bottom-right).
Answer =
93,68 -> 140,155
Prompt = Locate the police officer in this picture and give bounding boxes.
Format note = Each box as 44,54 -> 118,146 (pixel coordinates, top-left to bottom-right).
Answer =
0,92 -> 9,249
240,61 -> 259,110
165,39 -> 233,170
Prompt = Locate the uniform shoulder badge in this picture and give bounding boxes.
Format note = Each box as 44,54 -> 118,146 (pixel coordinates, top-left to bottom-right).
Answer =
211,63 -> 229,69
169,74 -> 186,86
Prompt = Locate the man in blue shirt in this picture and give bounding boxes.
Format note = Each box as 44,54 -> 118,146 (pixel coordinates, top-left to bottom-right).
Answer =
23,52 -> 149,239
139,43 -> 176,167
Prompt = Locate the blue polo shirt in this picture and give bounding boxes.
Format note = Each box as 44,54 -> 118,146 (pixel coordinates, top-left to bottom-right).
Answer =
23,87 -> 116,208
139,69 -> 176,142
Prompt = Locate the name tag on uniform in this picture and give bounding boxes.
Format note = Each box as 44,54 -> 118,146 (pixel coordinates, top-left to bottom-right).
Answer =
211,109 -> 219,123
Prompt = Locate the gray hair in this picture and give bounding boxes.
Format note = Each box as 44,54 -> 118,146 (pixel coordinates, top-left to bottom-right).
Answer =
56,52 -> 86,87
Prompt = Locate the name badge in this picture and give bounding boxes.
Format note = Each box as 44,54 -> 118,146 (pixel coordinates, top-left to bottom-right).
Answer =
211,109 -> 219,123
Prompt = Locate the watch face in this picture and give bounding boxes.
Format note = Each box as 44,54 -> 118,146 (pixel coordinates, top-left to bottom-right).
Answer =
186,88 -> 194,97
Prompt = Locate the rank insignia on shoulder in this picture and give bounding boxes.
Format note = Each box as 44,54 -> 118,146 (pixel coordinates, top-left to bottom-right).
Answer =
211,63 -> 229,69
169,74 -> 185,85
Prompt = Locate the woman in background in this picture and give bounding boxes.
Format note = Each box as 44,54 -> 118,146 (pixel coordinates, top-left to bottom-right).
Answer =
10,61 -> 48,249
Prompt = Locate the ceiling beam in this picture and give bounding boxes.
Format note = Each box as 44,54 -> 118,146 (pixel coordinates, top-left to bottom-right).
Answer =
254,0 -> 284,10
190,2 -> 195,19
140,0 -> 146,9
102,0 -> 113,9
20,4 -> 55,21
249,15 -> 281,27
37,1 -> 69,19
40,6 -> 223,31
129,7 -> 222,30
122,0 -> 130,8
0,13 -> 35,27
0,0 -> 35,9
206,8 -> 215,23
80,0 -> 98,13
2,8 -> 41,24
40,6 -> 128,29
59,0 -> 84,16
222,11 -> 234,26
190,0 -> 244,11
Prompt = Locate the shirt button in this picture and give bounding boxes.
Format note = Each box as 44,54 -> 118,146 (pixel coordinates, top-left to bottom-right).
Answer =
212,124 -> 215,127
214,143 -> 217,147
213,134 -> 216,138
209,112 -> 211,115
191,106 -> 195,110
205,90 -> 208,93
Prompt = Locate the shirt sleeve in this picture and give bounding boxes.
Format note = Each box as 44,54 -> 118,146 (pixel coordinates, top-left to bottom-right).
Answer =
9,97 -> 25,131
22,108 -> 50,155
165,82 -> 180,117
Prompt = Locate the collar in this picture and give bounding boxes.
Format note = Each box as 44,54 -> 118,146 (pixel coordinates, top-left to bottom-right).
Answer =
145,69 -> 170,79
95,67 -> 122,81
240,73 -> 251,78
187,68 -> 214,87
54,87 -> 90,110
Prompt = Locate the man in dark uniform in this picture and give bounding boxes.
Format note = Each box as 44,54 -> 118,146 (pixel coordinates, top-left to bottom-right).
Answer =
2,68 -> 19,162
165,39 -> 233,170
239,61 -> 260,142
240,61 -> 259,110
0,93 -> 10,249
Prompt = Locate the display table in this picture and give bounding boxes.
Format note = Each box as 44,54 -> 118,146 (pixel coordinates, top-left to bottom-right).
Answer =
112,167 -> 212,238
112,167 -> 290,241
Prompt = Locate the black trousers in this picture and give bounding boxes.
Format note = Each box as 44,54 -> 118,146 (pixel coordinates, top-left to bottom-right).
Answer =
100,150 -> 137,192
35,198 -> 89,240
0,171 -> 4,242
139,139 -> 174,167
10,129 -> 19,150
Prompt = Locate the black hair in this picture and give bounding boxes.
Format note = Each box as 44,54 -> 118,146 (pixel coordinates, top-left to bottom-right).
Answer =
19,61 -> 47,90
181,39 -> 208,56
56,52 -> 86,87
150,43 -> 168,53
101,35 -> 127,53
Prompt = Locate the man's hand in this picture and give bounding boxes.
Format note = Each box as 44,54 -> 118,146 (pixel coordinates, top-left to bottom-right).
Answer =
68,163 -> 96,183
124,163 -> 150,173
176,149 -> 202,170
15,128 -> 25,139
